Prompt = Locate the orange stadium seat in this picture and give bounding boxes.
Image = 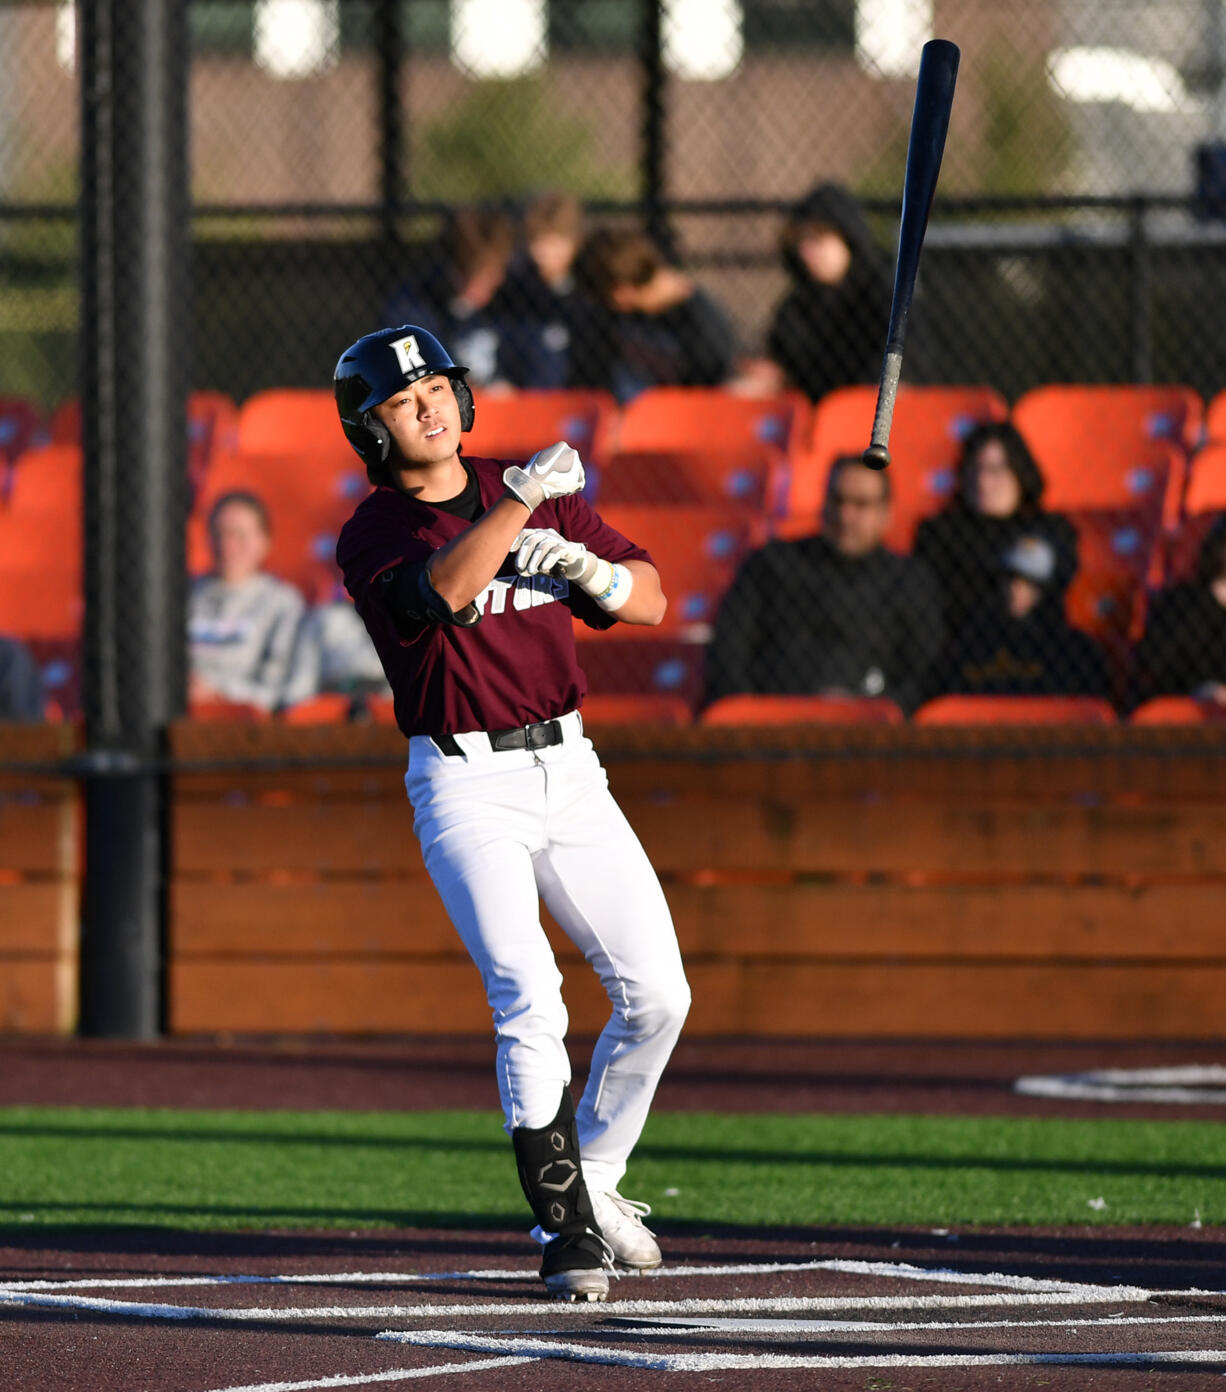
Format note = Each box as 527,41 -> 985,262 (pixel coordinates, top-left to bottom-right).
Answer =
699,694 -> 905,725
1130,696 -> 1226,725
783,384 -> 1008,545
1064,507 -> 1159,647
235,388 -> 349,457
1182,441 -> 1226,516
592,447 -> 788,510
617,388 -> 805,454
465,389 -> 619,463
579,693 -> 693,726
47,392 -> 238,490
913,694 -> 1117,726
0,509 -> 83,639
588,503 -> 764,642
187,698 -> 272,722
279,693 -> 355,725
1011,385 -> 1201,525
7,443 -> 82,514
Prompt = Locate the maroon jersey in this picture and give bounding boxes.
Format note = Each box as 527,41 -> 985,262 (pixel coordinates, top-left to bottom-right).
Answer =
337,456 -> 650,736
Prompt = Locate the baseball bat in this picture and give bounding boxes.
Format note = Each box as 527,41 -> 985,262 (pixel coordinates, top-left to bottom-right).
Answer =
862,38 -> 960,471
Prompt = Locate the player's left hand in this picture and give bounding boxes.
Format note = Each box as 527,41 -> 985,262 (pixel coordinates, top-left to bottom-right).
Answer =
513,528 -> 599,585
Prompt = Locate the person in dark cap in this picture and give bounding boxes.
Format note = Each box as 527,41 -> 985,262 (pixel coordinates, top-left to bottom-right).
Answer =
759,182 -> 893,402
928,531 -> 1110,700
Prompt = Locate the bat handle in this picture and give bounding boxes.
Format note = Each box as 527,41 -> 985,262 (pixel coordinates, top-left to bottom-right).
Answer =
862,348 -> 904,471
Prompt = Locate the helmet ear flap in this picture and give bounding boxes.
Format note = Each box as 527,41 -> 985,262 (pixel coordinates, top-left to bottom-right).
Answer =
341,414 -> 392,482
453,376 -> 475,432
364,413 -> 392,460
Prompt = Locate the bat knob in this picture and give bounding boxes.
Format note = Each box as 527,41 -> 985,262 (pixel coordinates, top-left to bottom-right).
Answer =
861,444 -> 891,471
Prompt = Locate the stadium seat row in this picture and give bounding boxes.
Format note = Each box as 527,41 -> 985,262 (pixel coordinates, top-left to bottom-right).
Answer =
201,691 -> 1226,728
2,383 -> 1225,723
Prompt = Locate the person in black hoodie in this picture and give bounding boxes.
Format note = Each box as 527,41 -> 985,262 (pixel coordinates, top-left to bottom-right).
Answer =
703,454 -> 944,714
929,533 -> 1111,699
913,421 -> 1079,647
761,182 -> 892,402
1133,512 -> 1226,707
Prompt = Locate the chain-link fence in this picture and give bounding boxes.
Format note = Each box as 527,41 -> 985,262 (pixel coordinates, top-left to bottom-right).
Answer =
2,0 -> 1226,728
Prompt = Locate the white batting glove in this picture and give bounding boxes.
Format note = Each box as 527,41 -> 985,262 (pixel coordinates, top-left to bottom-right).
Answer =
503,441 -> 586,511
513,528 -> 596,583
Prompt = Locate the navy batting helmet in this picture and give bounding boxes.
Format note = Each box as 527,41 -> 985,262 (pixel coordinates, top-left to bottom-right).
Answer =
334,325 -> 475,480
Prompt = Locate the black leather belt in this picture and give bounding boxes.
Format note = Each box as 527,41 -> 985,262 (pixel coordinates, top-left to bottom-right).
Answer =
433,718 -> 564,757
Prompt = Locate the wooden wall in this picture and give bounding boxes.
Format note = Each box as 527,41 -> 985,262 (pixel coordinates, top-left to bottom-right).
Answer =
0,726 -> 79,1031
166,722 -> 1226,1040
3,721 -> 1223,1038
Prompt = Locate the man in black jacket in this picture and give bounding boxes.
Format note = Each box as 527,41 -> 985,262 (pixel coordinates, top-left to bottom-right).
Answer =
703,456 -> 944,714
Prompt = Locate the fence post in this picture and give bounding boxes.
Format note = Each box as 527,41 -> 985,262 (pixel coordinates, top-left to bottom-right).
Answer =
78,0 -> 190,1038
640,0 -> 670,253
376,0 -> 407,242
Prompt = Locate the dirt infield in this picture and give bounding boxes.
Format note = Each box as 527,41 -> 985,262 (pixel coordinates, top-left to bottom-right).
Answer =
5,1034 -> 1226,1119
4,1222 -> 1226,1391
2,1036 -> 1225,1390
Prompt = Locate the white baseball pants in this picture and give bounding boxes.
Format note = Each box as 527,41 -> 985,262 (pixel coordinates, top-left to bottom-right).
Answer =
405,709 -> 691,1194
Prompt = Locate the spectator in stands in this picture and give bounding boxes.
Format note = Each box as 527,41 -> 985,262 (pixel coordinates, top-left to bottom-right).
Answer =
573,226 -> 736,400
914,421 -> 1078,643
495,190 -> 591,389
929,534 -> 1110,700
0,634 -> 44,721
703,455 -> 944,714
383,204 -> 516,388
1133,513 -> 1226,706
743,182 -> 892,401
188,492 -> 306,712
284,593 -> 392,711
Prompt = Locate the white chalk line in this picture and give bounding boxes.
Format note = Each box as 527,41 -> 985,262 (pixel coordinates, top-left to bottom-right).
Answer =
376,1329 -> 1226,1371
192,1357 -> 534,1392
0,1286 -> 1215,1324
1016,1064 -> 1226,1104
615,1311 -> 1226,1334
0,1254 -> 1179,1297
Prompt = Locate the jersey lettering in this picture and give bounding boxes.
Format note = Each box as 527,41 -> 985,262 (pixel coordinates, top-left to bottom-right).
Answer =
391,334 -> 427,375
471,574 -> 565,619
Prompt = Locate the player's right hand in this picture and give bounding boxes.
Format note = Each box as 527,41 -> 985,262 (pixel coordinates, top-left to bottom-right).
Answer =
503,441 -> 586,511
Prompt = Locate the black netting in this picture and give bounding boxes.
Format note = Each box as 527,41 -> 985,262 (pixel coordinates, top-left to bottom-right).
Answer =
1,0 -> 1225,730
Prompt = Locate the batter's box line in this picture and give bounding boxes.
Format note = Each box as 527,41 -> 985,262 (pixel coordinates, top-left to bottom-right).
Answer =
0,1254 -> 1201,1298
379,1328 -> 1226,1372
1,1286 -> 1220,1325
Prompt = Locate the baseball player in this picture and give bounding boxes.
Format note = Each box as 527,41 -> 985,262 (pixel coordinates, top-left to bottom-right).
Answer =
334,325 -> 691,1302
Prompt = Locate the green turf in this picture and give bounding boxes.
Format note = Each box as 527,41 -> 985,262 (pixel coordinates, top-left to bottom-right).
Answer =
0,1105 -> 1221,1232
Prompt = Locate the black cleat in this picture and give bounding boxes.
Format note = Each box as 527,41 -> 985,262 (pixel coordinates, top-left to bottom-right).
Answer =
540,1227 -> 611,1303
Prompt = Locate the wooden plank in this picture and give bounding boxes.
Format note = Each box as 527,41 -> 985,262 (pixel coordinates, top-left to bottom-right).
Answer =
172,793 -> 1226,878
681,962 -> 1226,1039
0,798 -> 77,874
0,958 -> 77,1032
0,884 -> 78,953
171,881 -> 457,955
620,797 -> 1226,877
171,879 -> 1226,963
168,958 -> 1226,1039
172,803 -> 427,875
0,723 -> 77,763
664,881 -> 1226,961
